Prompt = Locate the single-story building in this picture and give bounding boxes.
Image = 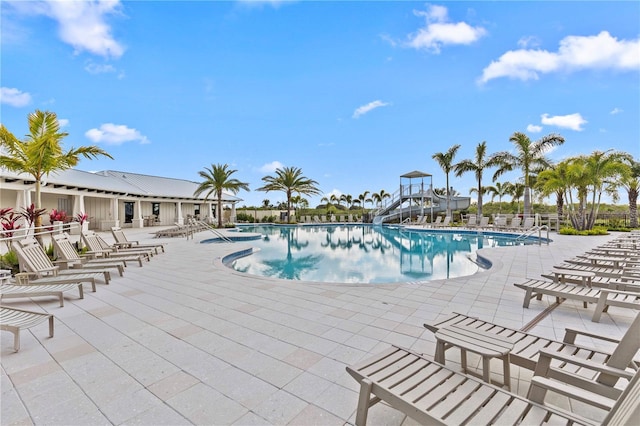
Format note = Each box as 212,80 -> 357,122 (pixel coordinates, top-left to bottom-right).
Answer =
0,168 -> 242,231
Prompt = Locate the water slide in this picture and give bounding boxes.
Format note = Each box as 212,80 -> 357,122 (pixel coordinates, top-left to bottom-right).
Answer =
373,189 -> 471,224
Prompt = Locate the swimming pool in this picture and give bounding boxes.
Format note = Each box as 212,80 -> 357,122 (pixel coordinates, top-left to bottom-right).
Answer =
223,224 -> 539,284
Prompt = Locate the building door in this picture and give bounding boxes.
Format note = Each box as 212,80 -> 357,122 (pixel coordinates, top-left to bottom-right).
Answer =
124,202 -> 134,224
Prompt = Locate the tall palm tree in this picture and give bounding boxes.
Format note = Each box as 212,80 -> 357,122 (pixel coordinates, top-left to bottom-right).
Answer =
257,166 -> 321,223
536,162 -> 572,221
371,190 -> 391,209
0,110 -> 113,229
485,181 -> 511,213
193,163 -> 250,228
508,182 -> 525,214
357,191 -> 371,218
454,141 -> 500,218
492,132 -> 565,217
619,159 -> 640,228
432,144 -> 461,218
573,150 -> 630,230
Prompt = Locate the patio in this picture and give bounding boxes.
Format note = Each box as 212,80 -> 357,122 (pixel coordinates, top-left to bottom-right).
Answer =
1,227 -> 635,425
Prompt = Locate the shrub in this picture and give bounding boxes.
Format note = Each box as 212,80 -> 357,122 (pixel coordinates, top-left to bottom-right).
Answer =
559,226 -> 608,236
0,250 -> 19,275
236,212 -> 255,223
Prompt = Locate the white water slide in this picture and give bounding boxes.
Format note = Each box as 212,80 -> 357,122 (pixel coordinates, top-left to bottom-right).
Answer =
373,188 -> 470,225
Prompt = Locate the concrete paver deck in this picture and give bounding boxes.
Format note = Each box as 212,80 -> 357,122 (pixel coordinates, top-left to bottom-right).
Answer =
1,227 -> 636,425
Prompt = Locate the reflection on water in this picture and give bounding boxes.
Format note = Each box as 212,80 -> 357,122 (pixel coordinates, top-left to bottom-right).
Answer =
230,225 -> 523,284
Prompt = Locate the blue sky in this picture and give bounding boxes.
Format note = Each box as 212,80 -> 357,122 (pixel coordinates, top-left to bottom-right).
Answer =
2,1 -> 639,208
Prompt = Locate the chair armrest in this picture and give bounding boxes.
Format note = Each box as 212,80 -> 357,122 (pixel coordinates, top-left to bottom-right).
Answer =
536,349 -> 634,380
563,328 -> 621,345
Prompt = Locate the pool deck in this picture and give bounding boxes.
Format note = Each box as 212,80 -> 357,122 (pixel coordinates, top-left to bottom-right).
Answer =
1,226 -> 636,425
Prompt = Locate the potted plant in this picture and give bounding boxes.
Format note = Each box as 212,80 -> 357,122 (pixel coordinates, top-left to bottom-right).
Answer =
49,209 -> 68,234
72,212 -> 89,235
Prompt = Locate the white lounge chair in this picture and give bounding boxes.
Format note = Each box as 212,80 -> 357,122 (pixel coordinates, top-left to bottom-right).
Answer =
52,233 -> 125,276
465,214 -> 477,228
11,239 -> 103,290
81,231 -> 149,266
1,282 -> 84,307
1,306 -> 54,352
514,278 -> 640,322
346,344 -> 639,426
424,311 -> 640,373
110,227 -> 165,254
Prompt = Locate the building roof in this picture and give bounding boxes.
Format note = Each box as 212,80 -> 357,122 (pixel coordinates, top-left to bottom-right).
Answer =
0,168 -> 242,202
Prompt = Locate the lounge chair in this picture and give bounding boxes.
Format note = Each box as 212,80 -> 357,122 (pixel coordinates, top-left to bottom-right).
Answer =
507,216 -> 521,230
493,216 -> 507,230
423,311 -> 640,373
478,215 -> 490,228
434,215 -> 451,228
527,313 -> 640,413
11,240 -> 103,290
346,344 -> 639,426
426,215 -> 442,227
52,233 -> 125,276
81,231 -> 148,266
1,282 -> 84,307
84,230 -> 154,257
513,278 -> 640,322
465,214 -> 477,228
522,217 -> 535,230
110,226 -> 165,254
1,306 -> 54,352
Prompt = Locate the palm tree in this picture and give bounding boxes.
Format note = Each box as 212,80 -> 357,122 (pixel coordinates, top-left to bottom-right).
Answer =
537,162 -> 572,221
508,182 -> 525,214
0,110 -> 113,229
193,163 -> 250,228
454,141 -> 500,218
257,166 -> 321,223
432,144 -> 461,218
492,132 -> 565,217
569,150 -> 631,230
619,159 -> 640,228
485,182 -> 511,213
356,191 -> 371,218
371,190 -> 391,209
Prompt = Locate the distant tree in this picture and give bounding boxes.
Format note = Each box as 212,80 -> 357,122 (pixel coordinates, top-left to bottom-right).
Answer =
619,159 -> 640,228
432,144 -> 461,218
0,110 -> 113,229
485,182 -> 511,213
257,166 -> 321,223
193,163 -> 250,228
537,163 -> 572,220
492,131 -> 565,217
508,182 -> 525,214
563,150 -> 631,230
454,141 -> 500,218
371,189 -> 391,209
262,199 -> 271,209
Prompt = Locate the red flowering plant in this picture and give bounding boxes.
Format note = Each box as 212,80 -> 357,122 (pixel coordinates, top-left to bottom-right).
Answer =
49,209 -> 69,224
20,203 -> 47,229
74,212 -> 89,225
1,207 -> 22,250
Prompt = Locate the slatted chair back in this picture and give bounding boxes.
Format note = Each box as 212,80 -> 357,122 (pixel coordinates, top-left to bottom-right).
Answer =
52,233 -> 83,262
12,238 -> 58,276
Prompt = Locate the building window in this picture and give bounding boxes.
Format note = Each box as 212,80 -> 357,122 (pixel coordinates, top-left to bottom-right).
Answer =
152,202 -> 160,217
194,204 -> 200,218
124,202 -> 134,224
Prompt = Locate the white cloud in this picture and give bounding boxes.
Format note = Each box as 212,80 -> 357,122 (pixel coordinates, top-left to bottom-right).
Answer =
527,124 -> 542,133
479,31 -> 640,84
353,100 -> 389,119
85,123 -> 149,145
0,87 -> 32,107
517,36 -> 541,49
610,107 -> 623,115
85,62 -> 117,74
58,118 -> 70,127
541,113 -> 587,131
258,161 -> 283,173
11,0 -> 126,58
407,5 -> 486,53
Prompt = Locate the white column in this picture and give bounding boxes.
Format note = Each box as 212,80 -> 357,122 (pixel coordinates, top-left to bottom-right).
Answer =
231,203 -> 237,223
177,202 -> 184,225
131,199 -> 143,228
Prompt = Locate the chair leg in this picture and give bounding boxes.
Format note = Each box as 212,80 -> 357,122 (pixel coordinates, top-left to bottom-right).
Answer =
356,378 -> 374,426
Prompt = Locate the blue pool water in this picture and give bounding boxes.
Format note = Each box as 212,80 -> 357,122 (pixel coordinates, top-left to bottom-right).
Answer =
225,224 -> 537,284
